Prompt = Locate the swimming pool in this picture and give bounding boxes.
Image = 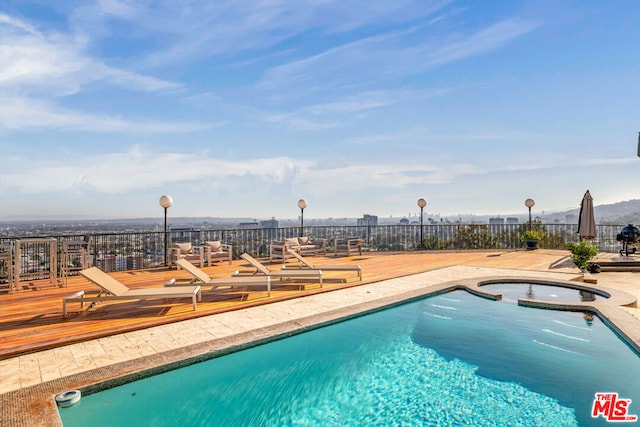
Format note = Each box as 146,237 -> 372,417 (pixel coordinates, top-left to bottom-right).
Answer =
59,289 -> 640,426
480,282 -> 607,304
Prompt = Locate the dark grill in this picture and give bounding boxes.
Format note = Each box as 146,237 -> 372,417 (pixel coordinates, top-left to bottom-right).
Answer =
616,224 -> 640,256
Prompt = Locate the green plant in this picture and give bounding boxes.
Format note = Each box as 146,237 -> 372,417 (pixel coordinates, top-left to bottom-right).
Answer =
453,225 -> 500,249
566,240 -> 598,270
519,229 -> 543,243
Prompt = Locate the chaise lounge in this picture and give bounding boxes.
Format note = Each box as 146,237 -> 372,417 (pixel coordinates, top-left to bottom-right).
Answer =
234,253 -> 323,287
63,267 -> 201,318
168,258 -> 271,296
282,250 -> 362,281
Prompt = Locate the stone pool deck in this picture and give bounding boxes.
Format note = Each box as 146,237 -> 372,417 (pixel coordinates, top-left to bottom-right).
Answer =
1,256 -> 639,426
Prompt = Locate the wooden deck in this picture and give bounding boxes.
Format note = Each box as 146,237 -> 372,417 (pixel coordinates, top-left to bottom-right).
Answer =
0,249 -> 580,360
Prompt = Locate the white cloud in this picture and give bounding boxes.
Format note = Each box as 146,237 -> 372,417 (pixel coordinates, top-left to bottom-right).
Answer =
3,1 -> 627,220
0,13 -> 41,35
260,91 -> 396,130
305,91 -> 397,114
97,0 -> 137,18
0,143 -> 634,218
0,145 -> 487,197
0,12 -> 199,132
423,20 -> 540,67
0,96 -> 214,132
259,19 -> 538,96
0,12 -> 181,97
88,1 -> 452,68
264,113 -> 340,130
346,128 -> 430,146
0,146 -> 314,194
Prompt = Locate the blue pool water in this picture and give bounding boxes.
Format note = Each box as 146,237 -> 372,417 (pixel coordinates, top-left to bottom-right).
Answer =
481,282 -> 606,303
59,290 -> 640,426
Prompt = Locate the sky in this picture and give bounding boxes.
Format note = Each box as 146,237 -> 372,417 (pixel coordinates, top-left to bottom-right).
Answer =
1,0 -> 639,221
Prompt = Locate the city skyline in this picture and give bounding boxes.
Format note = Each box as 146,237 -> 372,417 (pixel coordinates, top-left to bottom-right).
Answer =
1,1 -> 639,221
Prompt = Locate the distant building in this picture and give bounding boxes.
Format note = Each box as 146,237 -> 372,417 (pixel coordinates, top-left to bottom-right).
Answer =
506,217 -> 519,224
126,254 -> 144,270
260,218 -> 279,228
170,226 -> 196,240
115,255 -> 127,271
357,214 -> 378,226
238,222 -> 259,229
489,217 -> 505,225
97,254 -> 116,272
399,218 -> 409,225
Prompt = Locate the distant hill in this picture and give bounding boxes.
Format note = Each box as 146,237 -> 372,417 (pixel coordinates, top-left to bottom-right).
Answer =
2,200 -> 640,228
543,199 -> 640,225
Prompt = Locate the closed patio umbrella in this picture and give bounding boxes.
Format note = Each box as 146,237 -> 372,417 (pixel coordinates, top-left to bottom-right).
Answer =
577,190 -> 596,240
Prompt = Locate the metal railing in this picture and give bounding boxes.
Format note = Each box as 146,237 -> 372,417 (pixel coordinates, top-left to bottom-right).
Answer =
0,223 -> 629,284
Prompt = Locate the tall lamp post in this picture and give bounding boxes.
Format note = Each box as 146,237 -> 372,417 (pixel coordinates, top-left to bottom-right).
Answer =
159,195 -> 173,267
297,199 -> 307,237
524,198 -> 535,231
417,198 -> 427,249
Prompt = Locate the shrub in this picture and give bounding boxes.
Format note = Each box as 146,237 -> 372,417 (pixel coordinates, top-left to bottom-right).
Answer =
519,230 -> 543,244
566,240 -> 598,270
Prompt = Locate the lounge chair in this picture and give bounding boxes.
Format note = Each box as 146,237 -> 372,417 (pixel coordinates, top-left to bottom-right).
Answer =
203,241 -> 233,266
282,250 -> 362,280
334,237 -> 363,256
234,253 -> 323,287
169,258 -> 271,296
63,267 -> 201,318
170,242 -> 205,269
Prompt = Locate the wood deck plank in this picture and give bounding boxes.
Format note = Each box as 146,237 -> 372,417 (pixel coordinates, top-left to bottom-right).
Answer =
0,250 -> 578,359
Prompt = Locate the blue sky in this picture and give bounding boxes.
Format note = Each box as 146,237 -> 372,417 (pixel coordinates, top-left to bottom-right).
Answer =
1,0 -> 639,221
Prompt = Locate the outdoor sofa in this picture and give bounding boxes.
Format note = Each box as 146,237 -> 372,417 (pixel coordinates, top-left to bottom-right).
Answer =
269,237 -> 326,263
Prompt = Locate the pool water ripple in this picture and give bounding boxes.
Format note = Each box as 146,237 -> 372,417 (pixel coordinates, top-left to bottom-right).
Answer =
285,337 -> 577,426
60,290 -> 639,427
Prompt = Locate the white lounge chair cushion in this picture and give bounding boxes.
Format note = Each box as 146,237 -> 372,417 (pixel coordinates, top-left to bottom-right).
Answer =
205,241 -> 222,251
174,242 -> 193,253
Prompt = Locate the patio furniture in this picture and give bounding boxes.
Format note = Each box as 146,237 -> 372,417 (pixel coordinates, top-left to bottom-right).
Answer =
334,237 -> 363,257
297,237 -> 326,255
60,238 -> 91,286
0,244 -> 14,293
269,238 -> 299,262
235,253 -> 323,287
170,242 -> 205,269
282,249 -> 362,280
14,238 -> 59,288
269,237 -> 327,263
203,241 -> 233,266
63,267 -> 201,318
169,258 -> 271,296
